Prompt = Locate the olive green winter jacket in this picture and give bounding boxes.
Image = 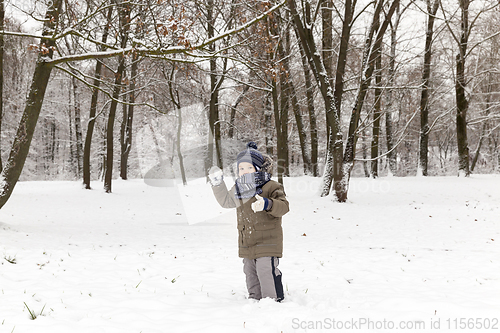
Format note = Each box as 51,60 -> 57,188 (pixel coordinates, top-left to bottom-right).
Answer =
212,180 -> 289,259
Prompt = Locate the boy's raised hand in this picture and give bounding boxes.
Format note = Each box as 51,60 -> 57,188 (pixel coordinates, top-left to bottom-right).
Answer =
251,194 -> 270,212
208,166 -> 224,186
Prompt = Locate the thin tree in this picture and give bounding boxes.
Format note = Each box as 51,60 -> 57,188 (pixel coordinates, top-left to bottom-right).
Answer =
72,75 -> 83,177
289,77 -> 312,174
385,0 -> 401,176
205,0 -> 224,172
419,0 -> 440,176
343,0 -> 400,181
120,51 -> 139,180
268,6 -> 290,183
322,0 -> 334,153
454,0 -> 470,176
319,0 -> 356,195
370,6 -> 382,178
297,41 -> 318,176
83,7 -> 113,189
104,1 -> 131,193
167,66 -> 187,185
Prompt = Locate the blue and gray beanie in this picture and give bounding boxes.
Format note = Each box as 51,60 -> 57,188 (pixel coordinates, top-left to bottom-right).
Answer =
236,142 -> 265,171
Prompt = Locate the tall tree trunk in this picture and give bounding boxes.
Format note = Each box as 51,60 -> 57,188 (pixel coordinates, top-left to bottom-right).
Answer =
176,101 -> 186,185
322,0 -> 334,173
120,5 -> 145,181
269,7 -> 289,183
362,129 -> 370,177
104,2 -> 130,193
119,90 -> 128,179
322,0 -> 334,89
83,7 -> 113,189
386,1 -> 400,176
343,0 -> 399,180
370,10 -> 382,178
278,73 -> 289,179
289,0 -> 346,201
68,89 -> 75,176
45,117 -> 57,166
72,76 -> 83,178
272,80 -> 286,184
289,78 -> 311,174
168,68 -> 187,185
298,42 -> 318,176
98,131 -> 106,181
279,15 -> 290,178
0,0 -> 62,209
333,0 -> 355,118
455,0 -> 470,176
120,54 -> 137,180
321,0 -> 355,195
0,0 -> 4,172
206,0 -> 224,173
472,71 -> 493,172
208,69 -> 223,170
104,63 -> 126,193
418,0 -> 439,176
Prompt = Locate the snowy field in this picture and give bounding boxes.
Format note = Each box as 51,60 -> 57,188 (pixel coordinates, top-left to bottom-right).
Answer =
1,175 -> 499,333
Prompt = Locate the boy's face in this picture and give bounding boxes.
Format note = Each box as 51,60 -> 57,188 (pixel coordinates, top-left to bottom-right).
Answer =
238,162 -> 256,176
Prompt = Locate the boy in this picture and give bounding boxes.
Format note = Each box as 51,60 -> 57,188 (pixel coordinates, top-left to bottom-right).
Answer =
209,142 -> 289,301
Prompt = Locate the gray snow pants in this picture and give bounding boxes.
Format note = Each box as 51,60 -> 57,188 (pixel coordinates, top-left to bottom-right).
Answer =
243,256 -> 284,301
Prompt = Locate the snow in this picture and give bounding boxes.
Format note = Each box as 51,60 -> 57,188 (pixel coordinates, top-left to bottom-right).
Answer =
1,175 -> 499,333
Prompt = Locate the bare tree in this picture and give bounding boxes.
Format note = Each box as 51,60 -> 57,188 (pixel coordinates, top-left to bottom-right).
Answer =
441,0 -> 500,176
205,0 -> 224,172
418,0 -> 440,176
289,76 -> 312,175
343,0 -> 400,182
297,41 -> 319,176
288,0 -> 347,201
324,0 -> 357,190
83,7 -> 113,189
120,14 -> 144,181
454,0 -> 470,176
104,1 -> 131,193
385,0 -> 401,176
370,6 -> 382,178
275,7 -> 291,182
72,75 -> 83,177
167,66 -> 187,185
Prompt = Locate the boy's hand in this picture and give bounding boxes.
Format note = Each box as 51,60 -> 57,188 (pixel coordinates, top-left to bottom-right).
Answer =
208,166 -> 224,186
251,194 -> 270,212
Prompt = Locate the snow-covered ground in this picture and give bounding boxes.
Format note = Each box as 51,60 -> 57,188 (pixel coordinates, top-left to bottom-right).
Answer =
1,175 -> 499,333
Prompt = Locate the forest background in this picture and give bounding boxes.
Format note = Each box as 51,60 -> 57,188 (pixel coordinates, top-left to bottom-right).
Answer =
1,0 -> 500,206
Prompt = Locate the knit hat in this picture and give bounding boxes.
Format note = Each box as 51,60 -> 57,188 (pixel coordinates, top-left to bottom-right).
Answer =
236,142 -> 265,171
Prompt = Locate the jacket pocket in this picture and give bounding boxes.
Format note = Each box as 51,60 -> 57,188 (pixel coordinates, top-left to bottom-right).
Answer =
237,224 -> 246,247
254,222 -> 276,231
